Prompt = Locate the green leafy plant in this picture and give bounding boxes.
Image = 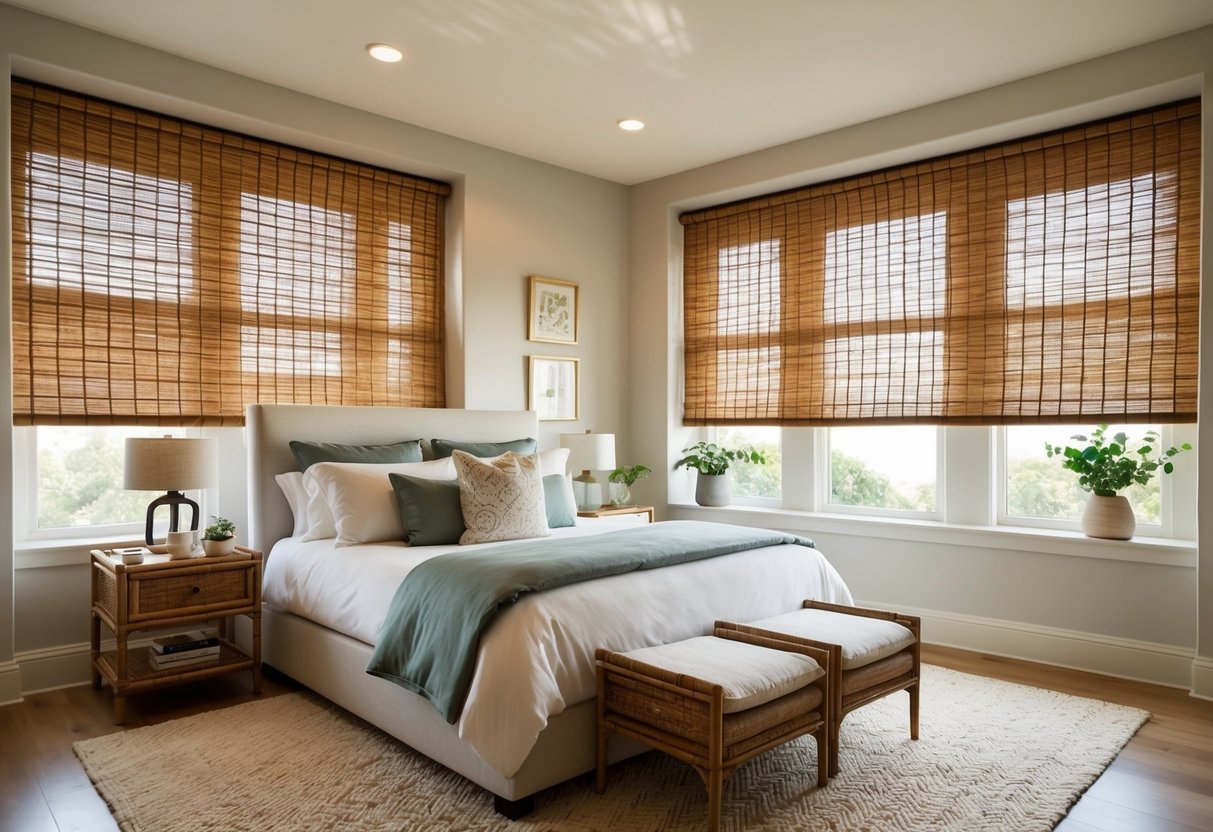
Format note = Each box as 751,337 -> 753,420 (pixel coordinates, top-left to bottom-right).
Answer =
202,515 -> 236,541
608,464 -> 652,487
1045,424 -> 1191,497
674,441 -> 768,476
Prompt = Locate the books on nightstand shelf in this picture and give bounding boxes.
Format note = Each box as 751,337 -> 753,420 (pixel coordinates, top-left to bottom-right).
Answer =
148,644 -> 220,670
148,629 -> 221,670
151,630 -> 219,655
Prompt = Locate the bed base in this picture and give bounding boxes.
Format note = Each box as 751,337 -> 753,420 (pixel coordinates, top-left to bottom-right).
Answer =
262,605 -> 650,815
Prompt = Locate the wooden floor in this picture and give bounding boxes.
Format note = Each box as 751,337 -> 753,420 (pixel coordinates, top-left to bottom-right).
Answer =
1,647 -> 1211,831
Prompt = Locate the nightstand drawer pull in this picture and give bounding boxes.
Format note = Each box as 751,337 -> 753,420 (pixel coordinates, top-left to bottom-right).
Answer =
191,585 -> 201,594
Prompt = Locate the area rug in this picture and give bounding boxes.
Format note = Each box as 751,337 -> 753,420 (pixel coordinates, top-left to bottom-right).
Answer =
74,665 -> 1147,832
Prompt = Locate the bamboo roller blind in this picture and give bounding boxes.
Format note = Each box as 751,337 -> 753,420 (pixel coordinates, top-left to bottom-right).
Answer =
681,100 -> 1200,427
11,80 -> 450,427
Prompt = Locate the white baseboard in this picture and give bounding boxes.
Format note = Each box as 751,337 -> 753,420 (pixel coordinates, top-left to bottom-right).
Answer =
1191,656 -> 1213,700
0,659 -> 23,706
9,612 -> 1204,697
15,637 -> 158,696
17,642 -> 93,695
872,600 -> 1196,690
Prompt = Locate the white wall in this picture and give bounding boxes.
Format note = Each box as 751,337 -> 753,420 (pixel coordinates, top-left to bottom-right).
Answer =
0,4 -> 628,697
630,26 -> 1213,695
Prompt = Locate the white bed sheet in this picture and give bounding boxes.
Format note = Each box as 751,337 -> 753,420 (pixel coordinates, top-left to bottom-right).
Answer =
262,519 -> 853,778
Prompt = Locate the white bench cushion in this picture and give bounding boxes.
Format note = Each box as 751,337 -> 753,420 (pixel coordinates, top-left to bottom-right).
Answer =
747,608 -> 915,671
624,636 -> 822,713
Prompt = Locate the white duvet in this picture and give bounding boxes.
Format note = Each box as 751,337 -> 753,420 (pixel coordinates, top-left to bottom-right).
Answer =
262,518 -> 853,777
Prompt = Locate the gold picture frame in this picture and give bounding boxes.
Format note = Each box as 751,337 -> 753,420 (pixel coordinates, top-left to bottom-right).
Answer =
528,355 -> 579,421
528,275 -> 579,344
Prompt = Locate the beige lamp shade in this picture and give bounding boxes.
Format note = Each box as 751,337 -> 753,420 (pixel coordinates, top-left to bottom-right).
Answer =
124,437 -> 218,490
125,436 -> 218,546
559,432 -> 616,474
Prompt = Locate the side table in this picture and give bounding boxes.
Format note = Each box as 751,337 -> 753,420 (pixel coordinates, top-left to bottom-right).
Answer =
90,545 -> 263,723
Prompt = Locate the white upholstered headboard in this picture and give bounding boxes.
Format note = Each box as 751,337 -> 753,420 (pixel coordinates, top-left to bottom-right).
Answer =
246,404 -> 540,555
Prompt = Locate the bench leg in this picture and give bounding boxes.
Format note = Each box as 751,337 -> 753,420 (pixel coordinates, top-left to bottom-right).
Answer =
816,725 -> 829,787
909,681 -> 920,740
596,724 -> 610,793
706,767 -> 724,832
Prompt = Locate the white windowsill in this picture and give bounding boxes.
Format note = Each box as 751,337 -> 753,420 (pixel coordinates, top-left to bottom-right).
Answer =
666,503 -> 1196,568
15,534 -> 145,570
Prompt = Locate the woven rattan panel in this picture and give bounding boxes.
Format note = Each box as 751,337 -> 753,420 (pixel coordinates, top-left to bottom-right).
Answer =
681,100 -> 1200,426
11,80 -> 449,427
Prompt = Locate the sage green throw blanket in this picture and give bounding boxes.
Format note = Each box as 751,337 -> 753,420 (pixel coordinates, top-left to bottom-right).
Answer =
366,520 -> 815,722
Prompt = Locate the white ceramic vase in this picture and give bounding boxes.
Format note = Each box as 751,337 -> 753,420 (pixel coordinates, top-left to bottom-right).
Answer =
695,473 -> 732,507
202,537 -> 237,556
1081,494 -> 1135,540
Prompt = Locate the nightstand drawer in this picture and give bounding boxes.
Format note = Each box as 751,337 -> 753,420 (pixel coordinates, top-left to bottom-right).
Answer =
128,567 -> 254,621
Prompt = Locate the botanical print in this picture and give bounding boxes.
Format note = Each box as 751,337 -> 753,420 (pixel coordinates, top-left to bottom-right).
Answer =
535,287 -> 573,340
529,276 -> 578,344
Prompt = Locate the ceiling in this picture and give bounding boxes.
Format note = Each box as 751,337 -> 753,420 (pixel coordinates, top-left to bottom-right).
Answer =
9,0 -> 1213,184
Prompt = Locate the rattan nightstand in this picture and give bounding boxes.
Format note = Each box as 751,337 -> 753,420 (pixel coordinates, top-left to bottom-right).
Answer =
89,546 -> 263,723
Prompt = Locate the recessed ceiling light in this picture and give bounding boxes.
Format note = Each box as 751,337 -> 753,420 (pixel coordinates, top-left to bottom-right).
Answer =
617,118 -> 645,132
366,43 -> 404,63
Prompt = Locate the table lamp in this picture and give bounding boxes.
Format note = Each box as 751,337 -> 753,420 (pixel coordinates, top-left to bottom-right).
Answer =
560,430 -> 616,511
124,436 -> 218,545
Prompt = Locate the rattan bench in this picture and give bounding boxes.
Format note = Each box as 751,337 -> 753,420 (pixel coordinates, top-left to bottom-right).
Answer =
716,599 -> 920,777
595,628 -> 832,832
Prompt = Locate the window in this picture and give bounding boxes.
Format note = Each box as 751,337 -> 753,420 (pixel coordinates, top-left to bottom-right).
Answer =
11,79 -> 449,427
714,426 -> 781,501
1001,423 -> 1194,535
681,99 -> 1199,428
15,426 -> 199,541
827,426 -> 938,516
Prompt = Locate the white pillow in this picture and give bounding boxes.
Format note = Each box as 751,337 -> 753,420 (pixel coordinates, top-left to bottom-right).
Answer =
274,472 -> 309,538
537,446 -> 571,477
299,472 -> 338,542
305,458 -> 456,547
454,450 -> 549,545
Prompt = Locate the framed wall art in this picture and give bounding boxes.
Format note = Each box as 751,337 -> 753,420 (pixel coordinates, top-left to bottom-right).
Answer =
528,275 -> 579,344
528,355 -> 579,421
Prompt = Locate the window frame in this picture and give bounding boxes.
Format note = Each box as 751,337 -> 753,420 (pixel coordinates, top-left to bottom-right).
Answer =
819,425 -> 945,521
994,423 -> 1196,540
14,425 -> 212,545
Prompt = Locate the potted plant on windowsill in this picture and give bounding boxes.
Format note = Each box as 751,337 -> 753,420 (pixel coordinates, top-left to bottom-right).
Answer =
1045,424 -> 1191,540
674,441 -> 768,507
202,515 -> 237,556
608,464 -> 651,506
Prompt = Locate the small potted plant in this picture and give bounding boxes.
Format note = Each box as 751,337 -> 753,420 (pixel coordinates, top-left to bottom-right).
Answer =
607,464 -> 651,506
202,515 -> 237,556
1045,424 -> 1191,540
674,441 -> 768,507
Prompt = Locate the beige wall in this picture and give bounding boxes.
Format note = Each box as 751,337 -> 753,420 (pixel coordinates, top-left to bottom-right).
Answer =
0,5 -> 628,689
629,26 -> 1213,694
4,5 -> 1212,699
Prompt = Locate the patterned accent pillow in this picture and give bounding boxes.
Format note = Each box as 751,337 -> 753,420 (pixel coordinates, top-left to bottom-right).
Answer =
453,450 -> 550,545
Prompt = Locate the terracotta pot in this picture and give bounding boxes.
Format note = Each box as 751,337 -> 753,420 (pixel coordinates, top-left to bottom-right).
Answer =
202,537 -> 237,556
1081,494 -> 1135,540
695,473 -> 731,507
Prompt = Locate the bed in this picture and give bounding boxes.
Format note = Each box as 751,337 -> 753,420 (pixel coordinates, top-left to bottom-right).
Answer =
248,403 -> 853,816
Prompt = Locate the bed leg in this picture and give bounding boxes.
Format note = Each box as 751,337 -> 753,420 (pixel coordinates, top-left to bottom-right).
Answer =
493,794 -> 535,820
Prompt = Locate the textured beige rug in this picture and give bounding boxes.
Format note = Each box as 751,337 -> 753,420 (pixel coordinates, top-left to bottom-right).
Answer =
75,665 -> 1146,832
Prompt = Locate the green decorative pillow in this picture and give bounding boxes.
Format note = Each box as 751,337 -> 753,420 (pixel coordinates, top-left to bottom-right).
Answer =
290,439 -> 423,471
543,474 -> 577,528
430,437 -> 537,459
389,474 -> 464,546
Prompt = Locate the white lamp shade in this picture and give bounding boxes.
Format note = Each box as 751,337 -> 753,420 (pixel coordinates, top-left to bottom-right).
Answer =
124,437 -> 218,491
559,432 -> 616,473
